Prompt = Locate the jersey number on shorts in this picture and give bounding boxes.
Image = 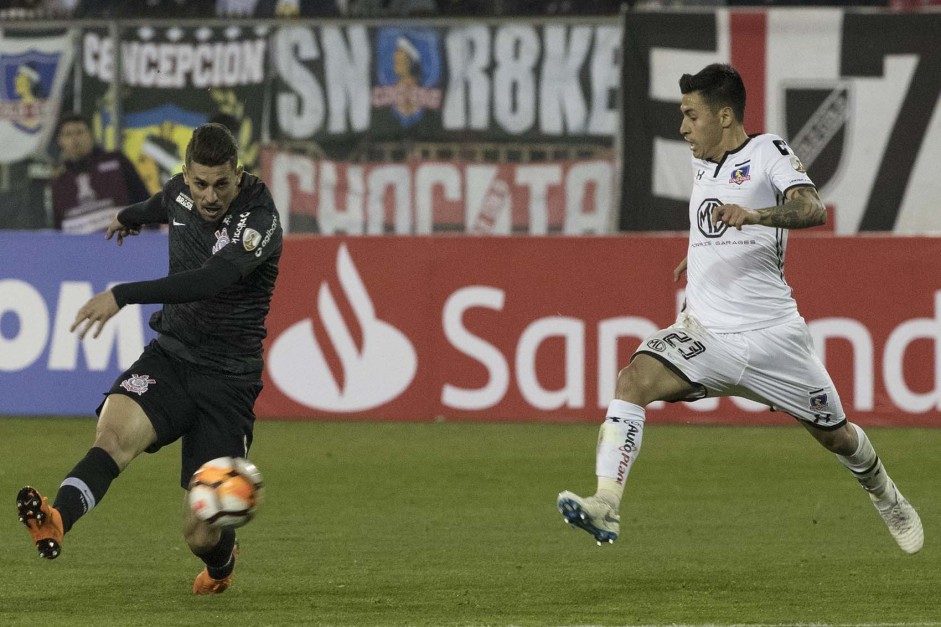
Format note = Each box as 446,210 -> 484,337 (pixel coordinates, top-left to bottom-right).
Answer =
662,332 -> 705,360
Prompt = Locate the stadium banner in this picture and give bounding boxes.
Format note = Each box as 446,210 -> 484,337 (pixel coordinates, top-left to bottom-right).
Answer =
269,22 -> 621,144
259,147 -> 615,234
620,9 -> 941,235
74,21 -> 618,162
79,25 -> 267,192
1,231 -> 940,426
255,234 -> 941,427
0,29 -> 74,163
0,232 -> 162,415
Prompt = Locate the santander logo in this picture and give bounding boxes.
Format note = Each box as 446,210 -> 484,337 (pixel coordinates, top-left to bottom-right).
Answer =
268,244 -> 417,411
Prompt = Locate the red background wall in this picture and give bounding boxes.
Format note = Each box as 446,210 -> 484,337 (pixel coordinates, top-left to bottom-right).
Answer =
257,235 -> 941,427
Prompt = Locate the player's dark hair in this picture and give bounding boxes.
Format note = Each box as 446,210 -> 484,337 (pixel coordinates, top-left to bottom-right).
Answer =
679,64 -> 746,122
55,111 -> 92,136
185,123 -> 238,169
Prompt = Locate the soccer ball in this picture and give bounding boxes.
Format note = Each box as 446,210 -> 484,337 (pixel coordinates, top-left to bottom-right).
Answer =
188,457 -> 264,529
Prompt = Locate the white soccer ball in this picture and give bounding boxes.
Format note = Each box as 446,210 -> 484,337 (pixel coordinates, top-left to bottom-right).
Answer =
188,456 -> 265,529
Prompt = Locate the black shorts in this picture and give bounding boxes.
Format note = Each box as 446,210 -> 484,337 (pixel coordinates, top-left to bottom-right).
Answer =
99,340 -> 263,488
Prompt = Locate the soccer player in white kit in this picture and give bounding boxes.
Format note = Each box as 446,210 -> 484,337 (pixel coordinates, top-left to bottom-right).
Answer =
557,63 -> 923,554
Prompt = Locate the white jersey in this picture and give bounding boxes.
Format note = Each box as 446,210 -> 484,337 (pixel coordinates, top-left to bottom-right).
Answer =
685,133 -> 814,333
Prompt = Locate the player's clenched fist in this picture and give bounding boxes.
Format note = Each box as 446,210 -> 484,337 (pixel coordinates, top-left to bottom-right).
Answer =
711,203 -> 759,230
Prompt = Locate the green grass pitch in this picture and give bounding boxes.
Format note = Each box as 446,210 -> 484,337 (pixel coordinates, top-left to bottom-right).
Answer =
1,417 -> 939,626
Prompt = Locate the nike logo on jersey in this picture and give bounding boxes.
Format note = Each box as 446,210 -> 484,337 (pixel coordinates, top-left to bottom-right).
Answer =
172,219 -> 186,226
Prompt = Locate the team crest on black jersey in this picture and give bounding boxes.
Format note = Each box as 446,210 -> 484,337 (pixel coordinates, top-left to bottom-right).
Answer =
729,164 -> 751,185
212,229 -> 230,254
120,374 -> 156,396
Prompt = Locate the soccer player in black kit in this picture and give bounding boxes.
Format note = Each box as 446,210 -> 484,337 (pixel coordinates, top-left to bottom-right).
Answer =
16,123 -> 282,595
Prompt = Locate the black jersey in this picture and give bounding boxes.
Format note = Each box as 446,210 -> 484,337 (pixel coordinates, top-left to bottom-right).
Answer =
149,173 -> 282,375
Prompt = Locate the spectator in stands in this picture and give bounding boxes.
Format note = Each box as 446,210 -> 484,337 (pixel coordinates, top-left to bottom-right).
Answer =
214,0 -> 262,15
251,0 -> 343,16
0,0 -> 60,19
50,112 -> 150,234
58,0 -> 206,18
65,0 -> 342,16
500,0 -> 624,14
436,0 -> 495,15
347,0 -> 437,17
725,0 -> 885,5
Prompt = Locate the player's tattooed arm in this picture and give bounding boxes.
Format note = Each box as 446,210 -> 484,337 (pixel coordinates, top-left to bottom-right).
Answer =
754,186 -> 826,229
710,186 -> 826,231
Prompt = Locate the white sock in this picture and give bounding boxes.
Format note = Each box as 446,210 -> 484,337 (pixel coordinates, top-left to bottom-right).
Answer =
595,399 -> 645,509
836,423 -> 895,506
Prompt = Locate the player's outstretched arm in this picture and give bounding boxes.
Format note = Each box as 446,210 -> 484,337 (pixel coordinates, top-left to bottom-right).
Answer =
753,186 -> 826,229
70,290 -> 120,340
107,192 -> 168,245
70,258 -> 241,340
105,215 -> 140,246
711,186 -> 826,231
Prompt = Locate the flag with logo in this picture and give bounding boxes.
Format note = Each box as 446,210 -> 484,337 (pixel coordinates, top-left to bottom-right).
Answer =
0,30 -> 74,163
78,24 -> 267,194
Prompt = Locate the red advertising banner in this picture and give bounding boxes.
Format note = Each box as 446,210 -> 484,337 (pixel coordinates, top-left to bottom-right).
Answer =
257,235 -> 941,427
260,149 -> 615,235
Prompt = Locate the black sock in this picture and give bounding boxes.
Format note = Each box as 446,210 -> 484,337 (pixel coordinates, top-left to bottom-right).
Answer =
198,528 -> 237,580
52,447 -> 121,533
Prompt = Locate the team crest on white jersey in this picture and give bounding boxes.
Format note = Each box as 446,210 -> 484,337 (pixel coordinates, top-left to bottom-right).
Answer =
175,192 -> 193,210
729,164 -> 751,185
120,374 -> 156,396
810,391 -> 830,411
685,134 -> 812,333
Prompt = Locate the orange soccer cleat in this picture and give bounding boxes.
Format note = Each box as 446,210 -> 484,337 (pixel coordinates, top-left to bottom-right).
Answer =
16,486 -> 65,559
192,542 -> 239,595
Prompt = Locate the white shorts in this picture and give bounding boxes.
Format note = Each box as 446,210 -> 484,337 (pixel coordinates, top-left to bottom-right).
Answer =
634,312 -> 846,430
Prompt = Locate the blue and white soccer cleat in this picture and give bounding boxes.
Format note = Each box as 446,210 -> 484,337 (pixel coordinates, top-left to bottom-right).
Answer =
557,490 -> 619,546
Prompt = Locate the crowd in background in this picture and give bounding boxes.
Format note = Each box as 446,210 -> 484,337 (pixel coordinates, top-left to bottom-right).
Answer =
0,0 -> 937,232
1,0 -> 939,20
